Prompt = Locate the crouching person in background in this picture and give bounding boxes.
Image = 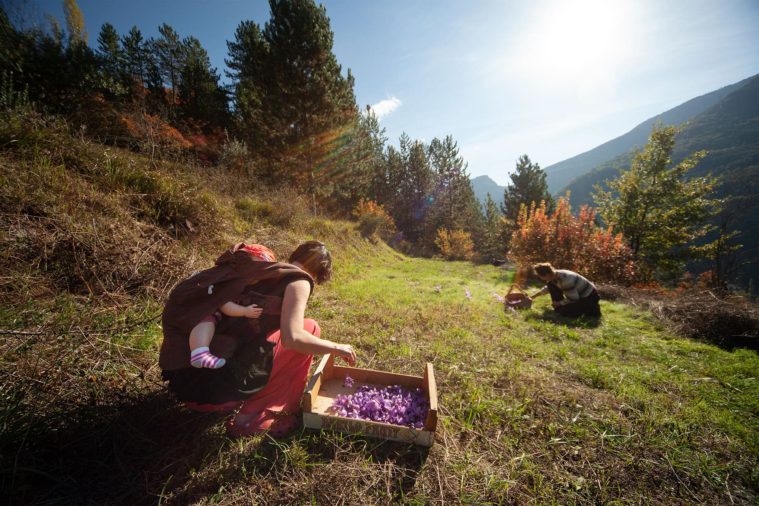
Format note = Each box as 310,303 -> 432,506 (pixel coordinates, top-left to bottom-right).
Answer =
528,262 -> 601,318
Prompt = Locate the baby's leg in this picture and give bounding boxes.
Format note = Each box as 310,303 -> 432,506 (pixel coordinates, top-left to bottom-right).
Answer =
189,316 -> 226,369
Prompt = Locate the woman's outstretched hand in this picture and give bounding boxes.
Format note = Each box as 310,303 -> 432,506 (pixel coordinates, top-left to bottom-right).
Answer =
335,344 -> 356,366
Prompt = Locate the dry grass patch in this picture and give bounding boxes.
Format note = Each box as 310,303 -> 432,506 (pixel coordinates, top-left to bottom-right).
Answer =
598,284 -> 759,351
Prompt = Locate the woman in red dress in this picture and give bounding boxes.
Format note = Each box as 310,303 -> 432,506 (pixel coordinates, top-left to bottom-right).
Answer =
159,241 -> 356,437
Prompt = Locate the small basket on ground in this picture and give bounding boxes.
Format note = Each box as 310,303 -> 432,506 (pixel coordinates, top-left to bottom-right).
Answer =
504,284 -> 532,310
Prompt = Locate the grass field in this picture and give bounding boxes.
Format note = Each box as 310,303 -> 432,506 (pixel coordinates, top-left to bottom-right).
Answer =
1,115 -> 757,504
3,241 -> 757,504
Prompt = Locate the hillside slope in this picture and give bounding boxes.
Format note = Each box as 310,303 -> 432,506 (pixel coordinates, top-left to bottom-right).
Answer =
562,75 -> 759,291
2,112 -> 758,504
543,74 -> 755,194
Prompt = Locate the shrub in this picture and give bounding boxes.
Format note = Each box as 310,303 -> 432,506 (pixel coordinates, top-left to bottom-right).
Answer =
508,197 -> 637,284
219,138 -> 253,174
0,71 -> 30,112
0,108 -> 70,156
435,228 -> 474,261
236,197 -> 274,222
100,153 -> 216,233
353,199 -> 396,242
265,187 -> 311,229
0,160 -> 188,300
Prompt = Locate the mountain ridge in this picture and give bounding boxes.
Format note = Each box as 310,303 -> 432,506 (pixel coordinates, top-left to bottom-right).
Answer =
471,174 -> 506,207
544,74 -> 756,193
558,73 -> 759,292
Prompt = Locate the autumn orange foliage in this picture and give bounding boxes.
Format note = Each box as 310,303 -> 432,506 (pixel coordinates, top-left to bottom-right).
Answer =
119,113 -> 192,150
435,228 -> 475,261
508,197 -> 637,284
353,199 -> 396,242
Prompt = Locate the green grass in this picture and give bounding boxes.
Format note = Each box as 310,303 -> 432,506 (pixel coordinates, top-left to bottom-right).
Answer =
302,248 -> 759,503
2,115 -> 758,503
3,210 -> 758,504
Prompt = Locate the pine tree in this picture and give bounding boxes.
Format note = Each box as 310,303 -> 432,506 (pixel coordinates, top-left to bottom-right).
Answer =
226,0 -> 357,190
150,23 -> 184,105
96,22 -> 126,98
122,26 -> 146,88
377,144 -> 404,210
1,7 -> 23,75
425,135 -> 483,250
225,20 -> 266,127
97,23 -> 120,68
327,107 -> 387,215
501,154 -> 555,223
391,134 -> 434,244
481,193 -> 507,262
4,12 -> 68,108
178,36 -> 228,126
60,0 -> 97,101
594,125 -> 720,280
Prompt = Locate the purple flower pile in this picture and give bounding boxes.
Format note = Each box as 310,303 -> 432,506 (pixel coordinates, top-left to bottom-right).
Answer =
331,384 -> 429,428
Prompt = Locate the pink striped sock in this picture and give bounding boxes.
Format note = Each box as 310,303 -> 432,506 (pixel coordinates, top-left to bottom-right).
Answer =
190,347 -> 226,369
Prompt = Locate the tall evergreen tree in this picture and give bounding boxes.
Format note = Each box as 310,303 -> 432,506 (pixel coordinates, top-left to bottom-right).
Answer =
144,51 -> 166,111
377,144 -> 404,210
225,20 -> 266,121
392,134 -> 434,244
150,23 -> 184,105
327,107 -> 387,215
480,193 -> 507,261
8,15 -> 69,107
97,23 -> 121,72
594,125 -> 720,279
122,26 -> 146,88
502,154 -> 555,223
60,0 -> 97,101
226,0 -> 357,190
96,22 -> 126,98
178,36 -> 228,126
0,7 -> 23,75
425,135 -> 483,249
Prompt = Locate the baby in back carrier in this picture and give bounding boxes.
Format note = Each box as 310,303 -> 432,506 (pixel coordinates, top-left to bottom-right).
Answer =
189,244 -> 276,369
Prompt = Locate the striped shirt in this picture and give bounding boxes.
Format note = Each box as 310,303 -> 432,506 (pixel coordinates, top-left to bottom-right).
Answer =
554,270 -> 596,301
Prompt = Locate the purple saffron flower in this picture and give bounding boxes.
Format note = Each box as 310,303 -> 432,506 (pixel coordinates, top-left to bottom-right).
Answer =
343,375 -> 355,388
330,383 -> 429,427
465,287 -> 472,300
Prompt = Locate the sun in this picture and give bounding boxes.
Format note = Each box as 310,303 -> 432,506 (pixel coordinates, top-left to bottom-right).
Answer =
515,0 -> 637,93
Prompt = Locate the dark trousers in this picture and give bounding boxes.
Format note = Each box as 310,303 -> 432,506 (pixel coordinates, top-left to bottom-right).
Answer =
547,282 -> 601,318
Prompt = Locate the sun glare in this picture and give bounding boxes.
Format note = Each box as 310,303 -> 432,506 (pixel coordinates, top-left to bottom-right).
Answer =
514,0 -> 636,93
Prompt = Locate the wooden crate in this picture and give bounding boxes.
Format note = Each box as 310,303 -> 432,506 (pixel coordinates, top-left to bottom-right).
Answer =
302,354 -> 438,447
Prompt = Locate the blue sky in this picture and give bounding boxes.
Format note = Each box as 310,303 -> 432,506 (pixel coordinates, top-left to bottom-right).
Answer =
24,0 -> 759,185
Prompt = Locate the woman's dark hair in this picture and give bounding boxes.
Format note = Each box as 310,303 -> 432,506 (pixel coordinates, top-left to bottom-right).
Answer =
289,241 -> 332,284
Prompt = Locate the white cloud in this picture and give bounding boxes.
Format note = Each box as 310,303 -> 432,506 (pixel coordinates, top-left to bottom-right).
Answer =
369,96 -> 402,120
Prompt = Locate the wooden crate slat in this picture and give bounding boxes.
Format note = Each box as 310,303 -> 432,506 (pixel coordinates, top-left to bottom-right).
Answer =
424,362 -> 438,431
